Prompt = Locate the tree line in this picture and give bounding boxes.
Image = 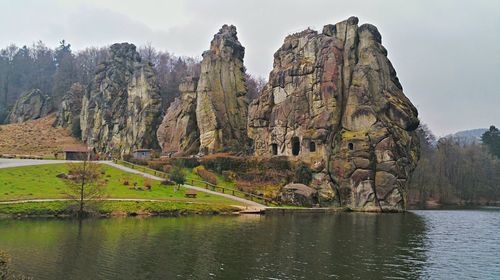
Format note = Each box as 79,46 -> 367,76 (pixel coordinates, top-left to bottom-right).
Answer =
408,125 -> 500,206
0,40 -> 265,123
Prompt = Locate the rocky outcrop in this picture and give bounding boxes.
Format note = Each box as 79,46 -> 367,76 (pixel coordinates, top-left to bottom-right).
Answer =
279,183 -> 317,207
248,17 -> 419,211
157,25 -> 249,155
80,43 -> 162,156
196,25 -> 249,154
6,89 -> 52,123
157,76 -> 200,155
54,82 -> 85,129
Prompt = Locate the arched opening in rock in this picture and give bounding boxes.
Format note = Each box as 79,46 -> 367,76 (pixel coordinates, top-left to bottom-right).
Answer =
291,137 -> 300,156
309,141 -> 316,152
348,142 -> 354,150
271,143 -> 278,156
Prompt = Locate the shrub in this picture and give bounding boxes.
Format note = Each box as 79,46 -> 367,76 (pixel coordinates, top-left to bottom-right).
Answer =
143,178 -> 152,190
122,176 -> 131,186
294,162 -> 313,185
163,165 -> 172,173
171,157 -> 200,169
170,165 -> 186,185
194,166 -> 218,185
222,170 -> 237,182
147,161 -> 164,171
201,155 -> 247,173
161,179 -> 175,186
263,156 -> 291,171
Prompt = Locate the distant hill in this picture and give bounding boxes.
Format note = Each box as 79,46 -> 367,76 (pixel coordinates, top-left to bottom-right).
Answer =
445,128 -> 488,144
0,114 -> 82,158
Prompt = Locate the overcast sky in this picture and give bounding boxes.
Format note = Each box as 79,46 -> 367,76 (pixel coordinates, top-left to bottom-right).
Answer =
0,0 -> 498,136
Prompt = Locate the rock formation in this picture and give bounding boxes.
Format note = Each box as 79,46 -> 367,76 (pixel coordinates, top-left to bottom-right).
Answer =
248,17 -> 420,211
157,25 -> 249,155
6,89 -> 52,123
157,76 -> 200,155
196,25 -> 249,154
80,43 -> 162,155
54,82 -> 85,129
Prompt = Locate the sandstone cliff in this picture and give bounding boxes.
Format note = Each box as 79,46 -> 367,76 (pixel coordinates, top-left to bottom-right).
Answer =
248,17 -> 420,211
54,82 -> 85,129
80,43 -> 162,155
196,25 -> 249,154
157,76 -> 200,155
157,25 -> 249,155
6,89 -> 52,124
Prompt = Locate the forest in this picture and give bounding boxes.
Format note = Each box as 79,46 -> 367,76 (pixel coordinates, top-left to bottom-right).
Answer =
0,40 -> 264,123
408,125 -> 500,206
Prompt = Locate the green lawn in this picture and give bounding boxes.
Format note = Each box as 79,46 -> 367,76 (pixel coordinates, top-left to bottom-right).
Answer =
0,164 -> 246,206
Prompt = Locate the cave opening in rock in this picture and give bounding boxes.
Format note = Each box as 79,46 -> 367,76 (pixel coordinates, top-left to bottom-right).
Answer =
291,137 -> 300,156
348,142 -> 354,150
271,143 -> 278,156
309,141 -> 316,152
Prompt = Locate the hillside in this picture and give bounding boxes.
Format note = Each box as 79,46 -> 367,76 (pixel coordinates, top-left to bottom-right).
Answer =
0,114 -> 82,158
445,128 -> 487,144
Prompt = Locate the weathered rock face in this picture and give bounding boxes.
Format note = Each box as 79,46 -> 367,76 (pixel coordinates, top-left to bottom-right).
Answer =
81,43 -> 162,155
157,25 -> 249,155
248,17 -> 420,211
54,82 -> 85,128
196,25 -> 249,154
157,77 -> 200,155
279,183 -> 317,207
6,89 -> 52,123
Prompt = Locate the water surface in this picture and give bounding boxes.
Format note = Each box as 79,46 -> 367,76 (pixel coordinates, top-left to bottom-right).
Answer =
0,208 -> 499,279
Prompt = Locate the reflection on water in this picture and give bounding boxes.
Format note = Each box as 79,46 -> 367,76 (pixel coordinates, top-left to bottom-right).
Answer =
0,209 -> 497,280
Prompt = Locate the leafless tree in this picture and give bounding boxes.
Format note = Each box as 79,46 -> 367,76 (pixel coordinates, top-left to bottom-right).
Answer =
64,158 -> 104,217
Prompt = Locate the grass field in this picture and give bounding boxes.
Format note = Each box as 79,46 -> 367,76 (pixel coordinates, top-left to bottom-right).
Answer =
0,201 -> 240,217
0,164 -> 246,206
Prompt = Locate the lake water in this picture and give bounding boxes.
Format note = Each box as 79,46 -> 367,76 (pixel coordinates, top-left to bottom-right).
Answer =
0,209 -> 499,279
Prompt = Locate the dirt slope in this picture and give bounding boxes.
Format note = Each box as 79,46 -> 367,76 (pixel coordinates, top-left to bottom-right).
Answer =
0,114 -> 82,158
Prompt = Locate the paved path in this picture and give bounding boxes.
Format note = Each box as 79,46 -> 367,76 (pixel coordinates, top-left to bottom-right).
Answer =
104,161 -> 265,208
0,158 -> 265,208
0,158 -> 71,169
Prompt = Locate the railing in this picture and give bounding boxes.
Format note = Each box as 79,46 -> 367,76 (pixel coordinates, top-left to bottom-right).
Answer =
113,159 -> 277,206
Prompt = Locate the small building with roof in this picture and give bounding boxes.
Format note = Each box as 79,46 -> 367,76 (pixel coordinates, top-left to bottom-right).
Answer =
132,149 -> 153,160
63,145 -> 91,160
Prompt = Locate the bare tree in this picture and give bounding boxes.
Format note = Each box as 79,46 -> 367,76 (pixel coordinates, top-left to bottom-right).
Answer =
64,158 -> 104,217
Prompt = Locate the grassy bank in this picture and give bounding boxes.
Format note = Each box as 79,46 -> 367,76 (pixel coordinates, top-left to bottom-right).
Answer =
0,201 -> 241,218
0,164 -> 246,206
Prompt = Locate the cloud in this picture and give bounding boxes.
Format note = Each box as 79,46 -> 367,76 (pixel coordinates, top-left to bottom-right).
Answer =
0,0 -> 498,136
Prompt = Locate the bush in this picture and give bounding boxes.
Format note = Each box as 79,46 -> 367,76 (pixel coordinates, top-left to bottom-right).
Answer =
222,170 -> 237,182
194,166 -> 218,185
170,165 -> 186,185
294,162 -> 313,185
201,156 -> 247,173
122,176 -> 131,186
171,157 -> 200,169
147,161 -> 164,171
263,156 -> 292,171
163,165 -> 172,173
143,178 -> 152,190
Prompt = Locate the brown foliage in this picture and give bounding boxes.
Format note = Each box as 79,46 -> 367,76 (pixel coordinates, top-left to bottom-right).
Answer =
194,166 -> 217,185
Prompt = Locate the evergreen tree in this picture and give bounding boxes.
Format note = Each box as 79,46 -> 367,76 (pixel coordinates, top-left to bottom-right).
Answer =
52,40 -> 77,107
481,125 -> 500,158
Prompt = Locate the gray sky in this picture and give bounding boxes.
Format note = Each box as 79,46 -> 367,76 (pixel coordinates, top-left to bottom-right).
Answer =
1,0 -> 498,136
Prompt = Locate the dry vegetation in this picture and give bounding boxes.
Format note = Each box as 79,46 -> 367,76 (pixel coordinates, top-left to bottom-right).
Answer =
0,114 -> 82,158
